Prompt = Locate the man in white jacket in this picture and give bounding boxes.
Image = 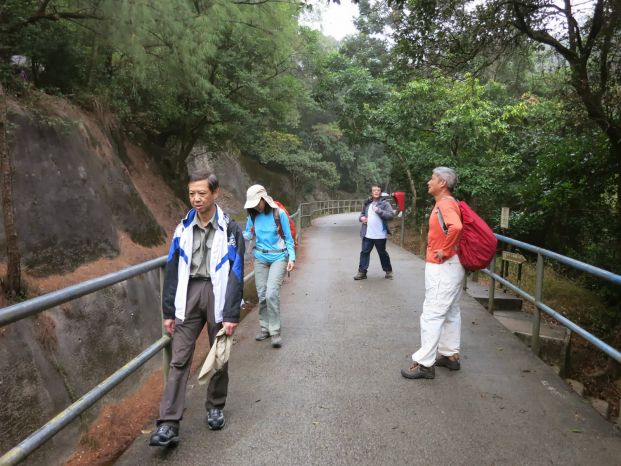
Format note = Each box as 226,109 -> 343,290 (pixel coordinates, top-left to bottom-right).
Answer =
149,171 -> 244,447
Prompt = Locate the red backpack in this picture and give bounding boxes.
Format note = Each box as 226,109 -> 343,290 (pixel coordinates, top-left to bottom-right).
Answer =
273,201 -> 298,250
438,201 -> 497,271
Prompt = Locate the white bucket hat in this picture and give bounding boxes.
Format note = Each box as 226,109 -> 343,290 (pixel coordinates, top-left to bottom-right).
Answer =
244,184 -> 278,209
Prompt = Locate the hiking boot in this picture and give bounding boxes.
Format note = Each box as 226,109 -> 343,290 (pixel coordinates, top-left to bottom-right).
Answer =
385,271 -> 393,280
207,408 -> 225,430
255,329 -> 269,341
401,362 -> 435,379
435,354 -> 461,371
271,334 -> 282,348
149,423 -> 179,447
353,271 -> 367,280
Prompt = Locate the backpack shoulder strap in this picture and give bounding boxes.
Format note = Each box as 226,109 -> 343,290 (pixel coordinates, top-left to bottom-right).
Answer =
436,197 -> 461,235
436,208 -> 448,236
273,207 -> 284,239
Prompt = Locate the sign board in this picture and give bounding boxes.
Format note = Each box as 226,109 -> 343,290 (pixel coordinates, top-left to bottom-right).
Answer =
502,251 -> 526,264
500,207 -> 510,229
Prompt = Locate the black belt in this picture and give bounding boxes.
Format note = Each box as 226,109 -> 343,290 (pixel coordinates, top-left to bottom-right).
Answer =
190,276 -> 211,281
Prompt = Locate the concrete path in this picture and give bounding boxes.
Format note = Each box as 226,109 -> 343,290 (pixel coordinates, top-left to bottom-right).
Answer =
117,213 -> 621,466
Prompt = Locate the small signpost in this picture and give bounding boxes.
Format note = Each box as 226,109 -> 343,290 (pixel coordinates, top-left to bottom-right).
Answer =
502,250 -> 527,288
500,207 -> 510,229
499,207 -> 511,284
501,251 -> 527,264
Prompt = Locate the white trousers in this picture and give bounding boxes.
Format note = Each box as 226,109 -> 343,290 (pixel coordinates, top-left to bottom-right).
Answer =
412,255 -> 465,367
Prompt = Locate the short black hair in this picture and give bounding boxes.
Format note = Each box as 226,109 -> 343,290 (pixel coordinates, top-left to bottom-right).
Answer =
188,170 -> 219,193
371,183 -> 382,190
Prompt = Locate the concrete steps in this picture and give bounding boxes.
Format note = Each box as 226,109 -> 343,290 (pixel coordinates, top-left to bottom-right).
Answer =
464,279 -> 523,311
465,279 -> 568,366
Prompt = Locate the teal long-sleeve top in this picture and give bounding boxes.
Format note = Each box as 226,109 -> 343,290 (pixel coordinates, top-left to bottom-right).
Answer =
243,209 -> 296,263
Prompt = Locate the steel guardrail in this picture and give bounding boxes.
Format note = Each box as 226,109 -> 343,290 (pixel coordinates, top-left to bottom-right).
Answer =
0,257 -> 167,327
494,234 -> 621,286
0,336 -> 171,466
0,259 -> 257,465
480,234 -> 621,364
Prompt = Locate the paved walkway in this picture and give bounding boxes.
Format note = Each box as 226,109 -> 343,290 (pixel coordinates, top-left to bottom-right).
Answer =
117,213 -> 621,465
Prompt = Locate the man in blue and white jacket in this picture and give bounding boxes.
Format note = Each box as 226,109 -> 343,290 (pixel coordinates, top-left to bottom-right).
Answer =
149,171 -> 244,448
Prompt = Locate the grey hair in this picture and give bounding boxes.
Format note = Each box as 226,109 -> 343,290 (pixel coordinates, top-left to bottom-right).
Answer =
433,167 -> 458,191
188,170 -> 219,192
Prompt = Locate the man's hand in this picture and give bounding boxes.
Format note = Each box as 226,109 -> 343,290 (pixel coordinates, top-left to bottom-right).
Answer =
164,319 -> 176,335
223,322 -> 238,336
433,249 -> 445,261
287,260 -> 295,272
360,216 -> 368,224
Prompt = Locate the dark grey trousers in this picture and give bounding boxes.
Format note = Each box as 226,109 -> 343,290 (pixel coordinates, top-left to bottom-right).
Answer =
158,279 -> 228,426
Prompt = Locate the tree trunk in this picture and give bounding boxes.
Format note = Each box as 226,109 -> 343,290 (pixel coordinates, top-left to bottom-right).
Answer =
0,84 -> 22,296
614,141 -> 621,268
87,36 -> 100,89
396,153 -> 418,227
568,63 -> 621,265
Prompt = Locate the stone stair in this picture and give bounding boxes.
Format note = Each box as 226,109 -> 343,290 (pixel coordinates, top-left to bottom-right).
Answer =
464,278 -> 568,367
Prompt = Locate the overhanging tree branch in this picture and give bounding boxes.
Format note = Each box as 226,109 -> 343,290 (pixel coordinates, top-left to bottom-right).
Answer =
7,6 -> 104,34
511,2 -> 577,62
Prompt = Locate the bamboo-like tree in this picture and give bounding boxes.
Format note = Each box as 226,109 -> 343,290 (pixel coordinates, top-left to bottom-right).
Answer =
0,84 -> 21,297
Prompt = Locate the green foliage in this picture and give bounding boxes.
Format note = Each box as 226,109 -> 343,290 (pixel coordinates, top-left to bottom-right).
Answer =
254,130 -> 339,196
3,0 -> 620,295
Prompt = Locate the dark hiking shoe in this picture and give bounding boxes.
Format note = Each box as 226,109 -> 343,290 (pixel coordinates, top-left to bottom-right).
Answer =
385,271 -> 393,280
207,408 -> 225,430
255,329 -> 270,341
354,271 -> 367,280
401,363 -> 435,379
271,334 -> 282,348
435,355 -> 461,371
149,424 -> 179,447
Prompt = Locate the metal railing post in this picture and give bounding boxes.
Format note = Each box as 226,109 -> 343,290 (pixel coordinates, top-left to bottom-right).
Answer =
400,213 -> 405,248
559,329 -> 572,378
487,255 -> 496,314
532,253 -> 544,356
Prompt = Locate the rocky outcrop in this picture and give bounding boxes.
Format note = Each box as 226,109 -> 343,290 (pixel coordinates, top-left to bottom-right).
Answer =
1,95 -> 165,275
188,145 -> 296,213
0,96 -> 173,465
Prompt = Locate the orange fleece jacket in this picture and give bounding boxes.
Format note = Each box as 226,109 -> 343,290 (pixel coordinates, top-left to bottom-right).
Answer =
426,197 -> 463,263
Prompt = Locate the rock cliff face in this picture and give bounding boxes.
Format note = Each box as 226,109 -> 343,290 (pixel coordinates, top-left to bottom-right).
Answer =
2,96 -> 165,275
0,95 -> 180,465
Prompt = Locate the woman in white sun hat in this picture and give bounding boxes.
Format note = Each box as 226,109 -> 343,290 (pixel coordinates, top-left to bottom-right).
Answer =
243,184 -> 295,348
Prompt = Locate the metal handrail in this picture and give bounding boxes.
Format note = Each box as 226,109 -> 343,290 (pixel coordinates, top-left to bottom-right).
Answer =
481,234 -> 621,364
0,336 -> 171,466
0,260 -> 256,465
298,199 -> 366,228
494,234 -> 621,286
0,257 -> 167,326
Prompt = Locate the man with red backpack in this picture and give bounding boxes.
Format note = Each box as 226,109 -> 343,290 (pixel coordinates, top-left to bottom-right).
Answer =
354,184 -> 396,280
401,167 -> 465,380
